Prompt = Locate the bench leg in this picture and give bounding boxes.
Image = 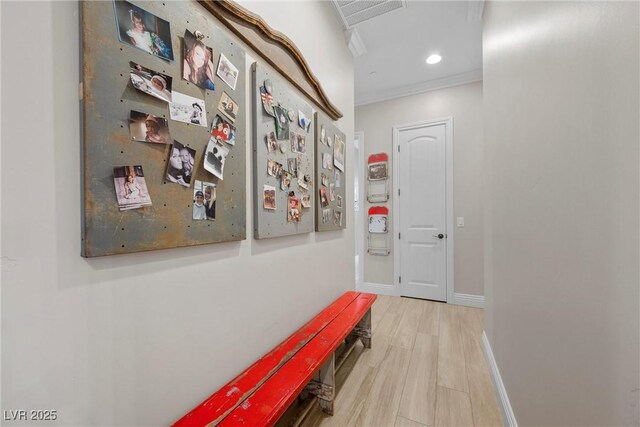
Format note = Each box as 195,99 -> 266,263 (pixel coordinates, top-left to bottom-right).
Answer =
351,308 -> 372,349
305,353 -> 335,415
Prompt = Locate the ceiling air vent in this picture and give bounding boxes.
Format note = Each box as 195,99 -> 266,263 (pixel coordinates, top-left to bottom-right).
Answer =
331,0 -> 406,29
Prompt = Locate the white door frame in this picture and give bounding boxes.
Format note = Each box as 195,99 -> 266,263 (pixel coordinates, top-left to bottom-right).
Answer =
354,131 -> 365,288
392,117 -> 454,303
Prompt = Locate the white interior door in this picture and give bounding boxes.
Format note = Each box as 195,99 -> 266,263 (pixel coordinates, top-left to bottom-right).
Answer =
397,123 -> 448,301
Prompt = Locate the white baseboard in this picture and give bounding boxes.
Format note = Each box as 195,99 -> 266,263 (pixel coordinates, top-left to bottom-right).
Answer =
482,331 -> 518,427
453,292 -> 485,308
356,282 -> 397,296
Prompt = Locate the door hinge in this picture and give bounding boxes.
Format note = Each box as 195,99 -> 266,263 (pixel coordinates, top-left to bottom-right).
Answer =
398,189 -> 400,196
398,145 -> 400,152
398,232 -> 401,240
399,276 -> 402,284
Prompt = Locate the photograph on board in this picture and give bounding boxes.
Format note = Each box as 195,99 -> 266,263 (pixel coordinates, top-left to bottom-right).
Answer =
334,210 -> 342,227
193,180 -> 216,220
291,132 -> 306,154
274,106 -> 290,140
216,53 -> 239,90
321,173 -> 329,187
169,91 -> 207,127
301,193 -> 311,208
287,158 -> 298,177
266,131 -> 278,153
183,29 -> 215,90
322,208 -> 330,223
114,1 -> 173,61
165,140 -> 195,187
335,170 -> 341,188
334,134 -> 345,172
329,183 -> 335,202
337,195 -> 343,208
267,159 -> 284,178
320,186 -> 329,208
260,86 -> 275,116
298,110 -> 311,133
298,174 -> 308,190
113,165 -> 152,211
281,171 -> 292,191
288,195 -> 301,223
263,185 -> 276,210
322,152 -> 332,170
129,110 -> 171,144
210,114 -> 236,145
204,138 -> 230,180
129,62 -> 172,102
218,91 -> 239,123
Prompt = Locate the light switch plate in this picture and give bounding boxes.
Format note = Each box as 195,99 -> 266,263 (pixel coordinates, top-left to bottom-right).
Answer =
457,217 -> 465,227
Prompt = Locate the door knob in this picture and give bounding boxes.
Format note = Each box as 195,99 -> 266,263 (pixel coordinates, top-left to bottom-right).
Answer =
433,233 -> 445,239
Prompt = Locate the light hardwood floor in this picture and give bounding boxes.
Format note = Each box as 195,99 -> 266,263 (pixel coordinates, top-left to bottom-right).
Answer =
299,296 -> 503,427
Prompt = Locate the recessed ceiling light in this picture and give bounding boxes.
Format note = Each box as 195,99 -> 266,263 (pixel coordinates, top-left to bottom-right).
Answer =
369,71 -> 377,77
426,54 -> 442,65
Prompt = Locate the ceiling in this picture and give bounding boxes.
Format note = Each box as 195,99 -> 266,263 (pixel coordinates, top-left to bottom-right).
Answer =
335,1 -> 483,106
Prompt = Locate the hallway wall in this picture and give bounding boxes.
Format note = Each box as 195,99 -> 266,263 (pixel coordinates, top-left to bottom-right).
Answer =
483,2 -> 639,425
0,1 -> 354,425
355,82 -> 485,298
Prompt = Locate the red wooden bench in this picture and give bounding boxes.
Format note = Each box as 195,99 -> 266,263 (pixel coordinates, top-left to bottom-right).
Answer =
174,291 -> 376,426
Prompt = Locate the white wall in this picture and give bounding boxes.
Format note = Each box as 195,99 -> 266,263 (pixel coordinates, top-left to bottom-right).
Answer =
355,82 -> 484,297
483,2 -> 639,425
0,1 -> 354,425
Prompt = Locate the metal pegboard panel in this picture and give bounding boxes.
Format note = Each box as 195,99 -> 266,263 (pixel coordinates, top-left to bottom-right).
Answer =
252,62 -> 315,239
315,112 -> 347,232
81,1 -> 246,257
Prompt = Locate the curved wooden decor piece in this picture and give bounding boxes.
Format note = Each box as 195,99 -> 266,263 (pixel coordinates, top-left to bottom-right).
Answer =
198,0 -> 343,120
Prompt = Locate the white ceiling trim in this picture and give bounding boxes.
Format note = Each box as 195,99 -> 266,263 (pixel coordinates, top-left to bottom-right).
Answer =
330,0 -> 407,29
355,68 -> 483,107
467,0 -> 485,22
345,28 -> 367,57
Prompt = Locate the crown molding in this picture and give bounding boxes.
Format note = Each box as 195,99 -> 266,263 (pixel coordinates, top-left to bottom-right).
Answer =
467,0 -> 485,22
355,68 -> 483,107
345,28 -> 367,58
199,0 -> 343,120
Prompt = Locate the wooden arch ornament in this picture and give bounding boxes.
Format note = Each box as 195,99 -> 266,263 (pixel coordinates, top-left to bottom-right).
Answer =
198,0 -> 343,120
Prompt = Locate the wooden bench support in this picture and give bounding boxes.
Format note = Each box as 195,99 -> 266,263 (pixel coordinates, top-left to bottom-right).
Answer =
349,307 -> 372,348
305,353 -> 335,415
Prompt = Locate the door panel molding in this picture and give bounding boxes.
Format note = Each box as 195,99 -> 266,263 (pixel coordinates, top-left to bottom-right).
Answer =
392,117 -> 454,302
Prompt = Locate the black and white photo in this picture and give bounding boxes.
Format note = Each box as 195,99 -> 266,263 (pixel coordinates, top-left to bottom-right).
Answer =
170,91 -> 207,127
204,138 -> 230,180
129,62 -> 172,102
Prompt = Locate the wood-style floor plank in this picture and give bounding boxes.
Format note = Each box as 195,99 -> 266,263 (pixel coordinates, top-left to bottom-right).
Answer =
355,345 -> 412,426
371,295 -> 392,328
467,364 -> 503,427
437,313 -> 469,393
395,415 -> 429,426
434,386 -> 474,427
390,298 -> 423,349
397,333 -> 438,426
417,301 -> 441,336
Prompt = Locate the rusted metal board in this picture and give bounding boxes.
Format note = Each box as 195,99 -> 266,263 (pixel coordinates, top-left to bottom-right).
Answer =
252,62 -> 315,239
314,112 -> 347,232
172,291 -> 361,427
81,1 -> 246,256
219,293 -> 377,427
